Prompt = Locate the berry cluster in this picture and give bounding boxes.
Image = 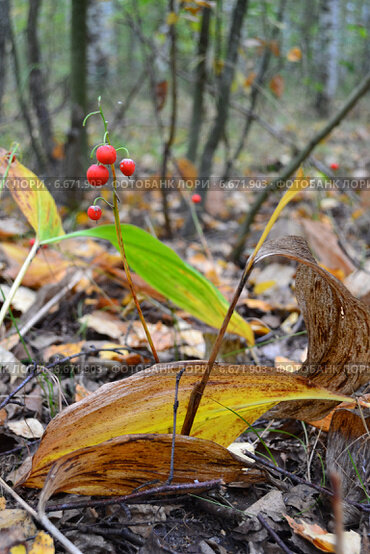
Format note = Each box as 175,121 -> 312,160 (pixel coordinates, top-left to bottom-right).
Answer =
86,144 -> 135,221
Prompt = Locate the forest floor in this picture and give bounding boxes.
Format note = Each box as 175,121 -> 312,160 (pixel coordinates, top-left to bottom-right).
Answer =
0,124 -> 369,553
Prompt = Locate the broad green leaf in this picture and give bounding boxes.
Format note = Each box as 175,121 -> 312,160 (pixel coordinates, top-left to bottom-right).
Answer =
19,361 -> 350,489
0,148 -> 64,241
43,224 -> 255,344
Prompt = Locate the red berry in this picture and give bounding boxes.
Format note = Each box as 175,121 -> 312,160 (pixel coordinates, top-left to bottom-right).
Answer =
96,145 -> 117,165
29,238 -> 47,249
330,162 -> 339,171
87,164 -> 109,187
119,158 -> 135,176
191,193 -> 201,204
87,205 -> 102,221
6,152 -> 16,163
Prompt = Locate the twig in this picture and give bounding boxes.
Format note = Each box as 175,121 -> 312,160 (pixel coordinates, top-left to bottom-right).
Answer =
230,70 -> 370,262
45,479 -> 223,512
257,514 -> 294,554
167,367 -> 186,485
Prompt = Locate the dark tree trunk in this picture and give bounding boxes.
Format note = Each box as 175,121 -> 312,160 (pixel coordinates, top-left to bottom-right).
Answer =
222,0 -> 287,180
0,0 -> 10,121
27,0 -> 55,165
198,0 -> 249,186
186,6 -> 211,162
8,5 -> 46,170
65,0 -> 88,184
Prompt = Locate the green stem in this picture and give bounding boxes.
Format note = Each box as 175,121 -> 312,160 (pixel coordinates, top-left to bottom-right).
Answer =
0,238 -> 39,328
96,103 -> 159,363
110,162 -> 159,363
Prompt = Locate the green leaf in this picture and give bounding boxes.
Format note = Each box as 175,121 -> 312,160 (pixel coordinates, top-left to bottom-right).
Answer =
43,224 -> 254,344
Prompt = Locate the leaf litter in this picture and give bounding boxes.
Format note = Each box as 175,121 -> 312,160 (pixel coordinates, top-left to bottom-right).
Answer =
0,178 -> 369,551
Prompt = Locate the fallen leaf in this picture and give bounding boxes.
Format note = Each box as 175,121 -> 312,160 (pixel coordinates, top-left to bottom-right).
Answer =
0,509 -> 37,551
308,393 -> 370,432
8,418 -> 44,439
0,347 -> 27,383
301,219 -> 355,276
29,531 -> 54,554
244,71 -> 257,87
0,217 -> 28,238
0,284 -> 36,313
20,361 -> 350,488
287,46 -> 302,61
0,243 -> 71,288
28,434 -> 262,497
269,74 -> 284,97
175,157 -> 198,181
285,515 -> 361,553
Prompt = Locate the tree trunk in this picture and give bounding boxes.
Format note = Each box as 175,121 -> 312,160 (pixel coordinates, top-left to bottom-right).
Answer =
65,0 -> 88,184
315,0 -> 339,116
8,6 -> 46,170
198,0 -> 249,185
0,0 -> 10,121
326,0 -> 340,100
27,0 -> 55,165
186,6 -> 211,162
222,0 -> 286,180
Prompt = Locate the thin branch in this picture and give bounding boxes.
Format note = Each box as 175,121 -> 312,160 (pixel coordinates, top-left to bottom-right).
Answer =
257,514 -> 294,554
45,479 -> 223,512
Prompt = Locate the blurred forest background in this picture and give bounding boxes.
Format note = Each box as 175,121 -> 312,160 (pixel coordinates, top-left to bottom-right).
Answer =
0,0 -> 369,210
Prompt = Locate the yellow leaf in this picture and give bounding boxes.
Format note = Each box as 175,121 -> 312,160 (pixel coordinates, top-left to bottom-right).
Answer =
287,46 -> 302,62
29,531 -> 54,554
253,280 -> 276,294
0,148 -> 64,242
167,11 -> 179,24
19,361 -> 350,488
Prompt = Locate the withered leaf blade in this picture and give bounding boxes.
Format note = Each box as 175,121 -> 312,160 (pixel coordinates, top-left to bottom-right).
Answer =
254,236 -> 370,422
19,361 -> 349,488
30,434 -> 262,498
